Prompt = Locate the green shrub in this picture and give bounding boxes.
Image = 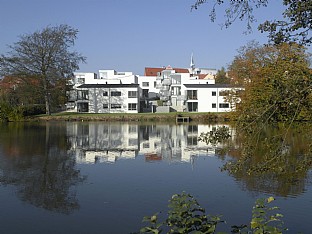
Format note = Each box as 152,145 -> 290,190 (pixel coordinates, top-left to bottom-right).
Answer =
138,193 -> 286,234
21,104 -> 46,116
0,101 -> 24,121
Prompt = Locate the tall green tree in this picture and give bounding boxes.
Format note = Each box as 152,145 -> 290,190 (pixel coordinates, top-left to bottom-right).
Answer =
192,0 -> 312,45
0,25 -> 86,115
215,67 -> 230,84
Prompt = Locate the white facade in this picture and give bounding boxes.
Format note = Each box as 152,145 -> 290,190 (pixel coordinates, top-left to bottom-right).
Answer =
137,75 -> 159,99
184,84 -> 241,112
67,66 -> 241,114
98,70 -> 137,84
71,72 -> 97,88
154,67 -> 217,112
76,84 -> 139,113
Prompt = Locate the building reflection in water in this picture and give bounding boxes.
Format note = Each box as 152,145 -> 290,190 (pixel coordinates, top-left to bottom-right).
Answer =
66,122 -> 232,165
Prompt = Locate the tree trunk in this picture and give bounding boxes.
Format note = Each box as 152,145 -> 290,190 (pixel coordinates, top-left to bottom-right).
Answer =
43,76 -> 51,115
44,93 -> 51,115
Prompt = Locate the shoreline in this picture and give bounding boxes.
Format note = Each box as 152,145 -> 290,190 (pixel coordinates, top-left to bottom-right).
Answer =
25,112 -> 232,123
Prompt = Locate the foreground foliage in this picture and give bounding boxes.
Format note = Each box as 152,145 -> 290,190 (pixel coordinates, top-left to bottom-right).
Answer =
138,192 -> 285,233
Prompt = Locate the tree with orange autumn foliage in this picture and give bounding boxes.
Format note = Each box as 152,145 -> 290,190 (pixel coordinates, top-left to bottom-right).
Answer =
228,42 -> 312,123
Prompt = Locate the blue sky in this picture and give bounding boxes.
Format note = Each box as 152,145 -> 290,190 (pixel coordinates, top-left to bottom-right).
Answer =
1,0 -> 306,75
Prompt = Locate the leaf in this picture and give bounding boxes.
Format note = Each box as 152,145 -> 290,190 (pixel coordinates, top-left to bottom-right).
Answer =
267,196 -> 275,203
250,221 -> 260,229
150,215 -> 157,223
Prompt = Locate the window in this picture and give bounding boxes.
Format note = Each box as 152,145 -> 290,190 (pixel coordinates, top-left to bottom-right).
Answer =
111,91 -> 121,96
77,78 -> 85,84
143,143 -> 150,148
77,90 -> 88,100
128,91 -> 137,98
219,90 -> 230,96
186,90 -> 197,100
110,125 -> 121,133
77,102 -> 88,112
128,103 -> 137,110
129,125 -> 137,133
219,103 -> 230,108
187,136 -> 198,146
142,89 -> 149,98
187,102 -> 198,112
142,82 -> 149,87
103,91 -> 108,96
111,140 -> 122,147
212,91 -> 216,96
172,76 -> 181,84
172,87 -> 181,96
129,138 -> 138,146
111,104 -> 122,109
154,81 -> 157,88
212,103 -> 216,108
188,125 -> 198,133
103,104 -> 108,109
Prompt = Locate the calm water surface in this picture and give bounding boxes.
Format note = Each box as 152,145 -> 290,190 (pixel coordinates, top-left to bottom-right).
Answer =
0,122 -> 311,233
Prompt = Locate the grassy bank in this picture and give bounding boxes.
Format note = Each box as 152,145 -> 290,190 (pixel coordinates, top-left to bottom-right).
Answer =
27,112 -> 232,123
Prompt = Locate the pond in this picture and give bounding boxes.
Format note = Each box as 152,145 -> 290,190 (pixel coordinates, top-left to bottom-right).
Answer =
0,122 -> 311,233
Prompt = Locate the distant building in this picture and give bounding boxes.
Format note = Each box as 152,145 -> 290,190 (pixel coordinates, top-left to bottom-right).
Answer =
184,84 -> 241,112
76,83 -> 139,113
66,55 -> 241,113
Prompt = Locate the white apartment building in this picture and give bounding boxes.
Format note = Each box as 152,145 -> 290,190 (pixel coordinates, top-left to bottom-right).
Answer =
67,70 -> 139,113
66,56 -> 241,113
76,83 -> 140,113
137,75 -> 159,112
184,84 -> 241,112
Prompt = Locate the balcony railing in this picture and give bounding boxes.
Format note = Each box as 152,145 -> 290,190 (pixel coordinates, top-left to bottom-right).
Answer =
162,78 -> 171,85
186,96 -> 198,100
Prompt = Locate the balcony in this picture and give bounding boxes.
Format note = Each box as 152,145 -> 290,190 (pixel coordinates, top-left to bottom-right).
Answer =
155,83 -> 163,89
162,78 -> 171,85
186,95 -> 198,100
160,90 -> 171,97
159,85 -> 170,91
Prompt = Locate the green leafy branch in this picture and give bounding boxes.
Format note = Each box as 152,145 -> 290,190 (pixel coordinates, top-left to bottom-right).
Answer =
138,193 -> 286,234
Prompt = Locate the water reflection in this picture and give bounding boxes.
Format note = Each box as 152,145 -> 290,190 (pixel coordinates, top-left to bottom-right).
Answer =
0,122 -> 85,214
0,121 -> 311,217
225,123 -> 312,197
64,122 -> 312,198
66,123 -> 226,164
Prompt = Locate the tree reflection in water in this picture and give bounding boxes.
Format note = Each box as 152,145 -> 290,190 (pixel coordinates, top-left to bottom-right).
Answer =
0,122 -> 85,214
222,123 -> 312,197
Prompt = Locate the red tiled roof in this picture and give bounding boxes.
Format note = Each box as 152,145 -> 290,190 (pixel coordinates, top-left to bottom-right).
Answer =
0,76 -> 22,90
0,76 -> 40,92
144,67 -> 189,76
197,74 -> 207,79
